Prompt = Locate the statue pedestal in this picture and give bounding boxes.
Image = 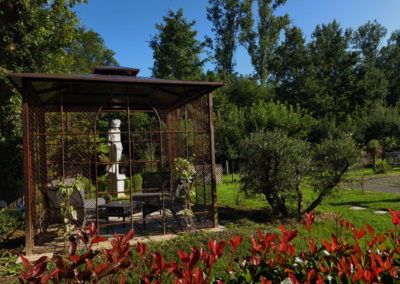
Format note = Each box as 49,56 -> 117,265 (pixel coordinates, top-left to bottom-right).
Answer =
106,173 -> 126,198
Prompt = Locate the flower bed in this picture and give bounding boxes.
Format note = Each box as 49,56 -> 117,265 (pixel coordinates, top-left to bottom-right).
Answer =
18,210 -> 400,283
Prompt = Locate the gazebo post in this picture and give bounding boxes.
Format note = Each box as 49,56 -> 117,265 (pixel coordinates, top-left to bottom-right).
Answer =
208,92 -> 218,228
166,112 -> 176,170
22,79 -> 33,255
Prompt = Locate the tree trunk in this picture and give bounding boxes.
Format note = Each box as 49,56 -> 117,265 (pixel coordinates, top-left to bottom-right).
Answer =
296,182 -> 303,215
304,166 -> 349,213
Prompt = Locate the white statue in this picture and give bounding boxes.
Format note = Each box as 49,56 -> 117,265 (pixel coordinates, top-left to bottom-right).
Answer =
106,119 -> 126,197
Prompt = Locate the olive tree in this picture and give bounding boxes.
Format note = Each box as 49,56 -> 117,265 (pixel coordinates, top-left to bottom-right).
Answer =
240,131 -> 310,216
240,131 -> 361,216
305,135 -> 361,212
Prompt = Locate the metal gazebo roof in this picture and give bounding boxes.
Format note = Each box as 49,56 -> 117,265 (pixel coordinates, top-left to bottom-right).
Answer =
6,66 -> 224,109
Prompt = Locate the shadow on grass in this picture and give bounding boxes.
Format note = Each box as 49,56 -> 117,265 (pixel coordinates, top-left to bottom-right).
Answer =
218,206 -> 286,225
328,197 -> 400,209
0,234 -> 24,254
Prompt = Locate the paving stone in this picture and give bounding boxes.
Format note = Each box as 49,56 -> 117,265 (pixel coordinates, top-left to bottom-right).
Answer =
349,206 -> 367,210
374,210 -> 388,214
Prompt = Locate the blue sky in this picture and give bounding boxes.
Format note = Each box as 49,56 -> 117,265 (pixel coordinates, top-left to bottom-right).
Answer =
74,0 -> 400,77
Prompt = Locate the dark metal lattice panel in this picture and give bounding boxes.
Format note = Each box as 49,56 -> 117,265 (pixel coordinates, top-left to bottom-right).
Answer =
26,91 -> 216,247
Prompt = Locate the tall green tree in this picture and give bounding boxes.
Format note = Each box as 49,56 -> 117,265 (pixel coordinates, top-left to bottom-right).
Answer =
239,0 -> 289,85
351,21 -> 388,108
0,0 -> 87,73
273,26 -> 313,107
67,27 -> 118,73
353,20 -> 387,64
150,9 -> 208,80
379,30 -> 400,105
307,20 -> 358,117
207,0 -> 242,75
0,0 -> 118,202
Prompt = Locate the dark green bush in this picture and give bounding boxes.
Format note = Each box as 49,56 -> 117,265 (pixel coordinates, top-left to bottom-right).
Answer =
0,208 -> 23,243
373,158 -> 392,173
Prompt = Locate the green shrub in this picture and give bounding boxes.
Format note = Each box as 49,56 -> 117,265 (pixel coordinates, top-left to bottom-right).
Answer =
0,208 -> 23,243
132,174 -> 142,190
373,158 -> 392,173
97,175 -> 107,193
80,176 -> 96,199
124,174 -> 142,193
240,131 -> 310,216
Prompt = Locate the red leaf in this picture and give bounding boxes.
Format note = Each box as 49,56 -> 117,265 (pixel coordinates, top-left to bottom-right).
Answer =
87,222 -> 97,237
68,236 -> 77,255
261,276 -> 272,284
136,242 -> 147,258
208,239 -> 225,258
152,252 -> 166,274
91,236 -> 107,244
69,255 -> 81,263
228,236 -> 243,253
18,254 -> 30,270
177,250 -> 188,263
42,268 -> 60,283
95,263 -> 108,274
305,211 -> 315,225
279,224 -> 298,242
365,223 -> 375,238
288,272 -> 299,284
121,229 -> 135,245
388,208 -> 400,226
352,227 -> 366,240
189,247 -> 200,272
120,274 -> 126,284
31,260 -> 47,278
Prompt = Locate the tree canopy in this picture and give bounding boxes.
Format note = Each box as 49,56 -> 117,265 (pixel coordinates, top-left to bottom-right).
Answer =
149,9 -> 208,80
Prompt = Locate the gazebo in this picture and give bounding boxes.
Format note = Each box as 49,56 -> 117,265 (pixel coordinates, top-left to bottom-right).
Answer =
6,66 -> 223,255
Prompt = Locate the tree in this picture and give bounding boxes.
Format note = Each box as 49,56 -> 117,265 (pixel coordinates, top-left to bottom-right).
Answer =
353,20 -> 387,65
150,9 -> 208,80
240,131 -> 310,216
0,0 -> 118,202
0,0 -> 87,74
240,132 -> 360,216
354,105 -> 400,148
239,0 -> 289,85
379,30 -> 400,105
351,21 -> 388,109
273,26 -> 314,107
306,135 -> 361,212
207,0 -> 242,75
307,20 -> 358,117
245,101 -> 315,138
214,102 -> 246,163
66,27 -> 118,73
215,76 -> 273,107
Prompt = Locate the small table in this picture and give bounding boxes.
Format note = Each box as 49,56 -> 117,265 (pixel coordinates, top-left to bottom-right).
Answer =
99,201 -> 142,226
132,192 -> 169,201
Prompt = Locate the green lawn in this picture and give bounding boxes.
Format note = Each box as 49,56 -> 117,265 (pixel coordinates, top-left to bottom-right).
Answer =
217,178 -> 400,232
343,165 -> 400,180
133,176 -> 400,281
4,173 -> 400,282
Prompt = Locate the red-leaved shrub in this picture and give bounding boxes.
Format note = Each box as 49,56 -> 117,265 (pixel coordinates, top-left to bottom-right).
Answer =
18,210 -> 400,283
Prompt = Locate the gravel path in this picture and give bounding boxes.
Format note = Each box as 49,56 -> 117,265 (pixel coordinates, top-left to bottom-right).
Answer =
343,175 -> 400,194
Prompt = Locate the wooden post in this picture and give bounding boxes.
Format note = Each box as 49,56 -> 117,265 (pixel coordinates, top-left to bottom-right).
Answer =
208,93 -> 218,227
22,79 -> 33,255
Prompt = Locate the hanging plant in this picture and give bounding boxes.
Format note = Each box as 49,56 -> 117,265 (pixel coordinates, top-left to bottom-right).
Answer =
172,157 -> 196,231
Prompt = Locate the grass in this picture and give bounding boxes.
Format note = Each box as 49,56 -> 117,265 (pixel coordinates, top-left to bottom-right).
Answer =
4,171 -> 400,282
343,165 -> 400,180
217,177 -> 400,232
